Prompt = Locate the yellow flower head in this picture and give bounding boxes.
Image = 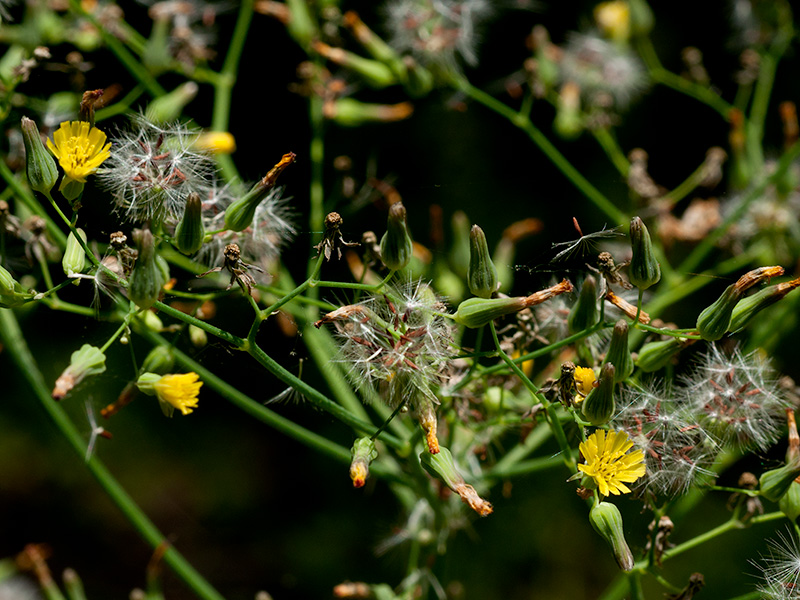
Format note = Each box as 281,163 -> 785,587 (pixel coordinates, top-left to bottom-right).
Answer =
574,366 -> 597,398
578,429 -> 646,496
47,121 -> 111,184
154,372 -> 202,416
195,131 -> 237,155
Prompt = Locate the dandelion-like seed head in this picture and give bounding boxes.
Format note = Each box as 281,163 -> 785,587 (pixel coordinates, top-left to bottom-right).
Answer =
532,291 -> 570,344
98,116 -> 215,224
560,33 -> 647,108
384,0 -> 491,69
199,182 -> 295,285
47,120 -> 111,184
578,428 -> 646,496
681,345 -> 790,451
755,530 -> 800,600
333,280 -> 455,409
613,383 -> 717,497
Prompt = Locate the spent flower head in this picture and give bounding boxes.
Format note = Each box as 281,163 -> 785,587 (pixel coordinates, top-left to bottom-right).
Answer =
578,428 -> 646,496
754,529 -> 800,600
681,345 -> 791,451
98,116 -> 215,224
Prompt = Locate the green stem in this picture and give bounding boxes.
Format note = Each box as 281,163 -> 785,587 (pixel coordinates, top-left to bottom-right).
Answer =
592,127 -> 630,176
0,309 -> 226,600
0,161 -> 67,247
212,0 -> 254,132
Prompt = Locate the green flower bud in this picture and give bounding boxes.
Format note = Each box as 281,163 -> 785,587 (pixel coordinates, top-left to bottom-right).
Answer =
174,192 -> 205,254
628,0 -> 655,35
145,82 -> 198,124
729,277 -> 800,333
603,320 -> 634,382
142,16 -> 172,74
582,363 -> 615,425
760,459 -> 800,502
224,153 -> 295,232
402,56 -> 434,98
380,202 -> 413,271
62,227 -> 88,278
0,263 -> 19,295
454,280 -> 574,328
189,324 -> 208,348
589,502 -> 634,572
420,446 -> 493,516
141,345 -> 175,375
554,82 -> 583,140
312,40 -> 397,89
628,217 -> 660,290
325,98 -> 413,127
349,436 -> 378,488
343,11 -> 409,82
696,285 -> 740,342
636,338 -> 686,372
568,275 -> 598,334
21,116 -> 58,194
128,228 -> 163,310
52,344 -> 107,400
780,481 -> 800,521
467,225 -> 499,298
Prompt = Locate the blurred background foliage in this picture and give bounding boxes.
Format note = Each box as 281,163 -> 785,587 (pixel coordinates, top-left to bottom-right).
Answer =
2,0 -> 800,599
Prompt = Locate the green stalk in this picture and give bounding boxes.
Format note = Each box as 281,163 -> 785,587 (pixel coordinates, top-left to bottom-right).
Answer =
0,309 -> 226,600
212,0 -> 254,132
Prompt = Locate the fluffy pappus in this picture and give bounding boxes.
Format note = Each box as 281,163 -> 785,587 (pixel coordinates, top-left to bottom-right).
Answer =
613,382 -> 717,497
384,0 -> 491,69
98,116 -> 216,224
199,182 -> 295,285
753,529 -> 800,600
560,33 -> 647,108
680,345 -> 791,451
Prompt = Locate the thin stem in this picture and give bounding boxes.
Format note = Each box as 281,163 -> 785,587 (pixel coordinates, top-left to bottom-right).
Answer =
0,161 -> 67,247
592,127 -> 630,176
212,0 -> 254,132
0,309 -> 226,600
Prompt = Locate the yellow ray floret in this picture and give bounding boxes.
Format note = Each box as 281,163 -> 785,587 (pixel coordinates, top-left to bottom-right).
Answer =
47,121 -> 111,184
578,429 -> 646,496
154,372 -> 203,416
574,366 -> 597,398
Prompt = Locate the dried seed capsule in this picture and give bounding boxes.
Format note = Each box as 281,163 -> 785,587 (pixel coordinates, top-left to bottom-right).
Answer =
728,277 -> 800,333
224,153 -> 295,232
379,202 -> 413,271
582,363 -> 615,425
628,216 -> 660,290
467,225 -> 499,299
589,502 -> 634,571
420,446 -> 493,516
21,116 -> 58,195
454,279 -> 573,328
174,193 -> 205,255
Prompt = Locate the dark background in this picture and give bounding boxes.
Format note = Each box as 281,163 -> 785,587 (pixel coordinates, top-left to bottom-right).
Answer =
2,1 -> 800,599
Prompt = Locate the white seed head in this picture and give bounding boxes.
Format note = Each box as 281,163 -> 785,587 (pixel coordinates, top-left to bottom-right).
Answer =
754,529 -> 800,600
681,345 -> 791,451
98,116 -> 216,224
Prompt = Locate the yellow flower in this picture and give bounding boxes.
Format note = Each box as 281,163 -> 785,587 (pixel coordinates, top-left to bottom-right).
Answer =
154,372 -> 202,415
573,366 -> 597,398
578,429 -> 646,496
195,131 -> 237,154
47,121 -> 111,185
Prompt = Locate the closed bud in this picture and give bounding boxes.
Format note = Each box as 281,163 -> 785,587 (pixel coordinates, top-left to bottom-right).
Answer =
344,11 -> 408,82
145,82 -> 199,124
628,217 -> 660,290
194,131 -> 236,155
21,116 -> 58,194
780,481 -> 800,521
603,320 -> 634,382
729,276 -> 800,333
554,82 -> 583,140
636,337 -> 687,372
594,0 -> 631,43
589,502 -> 634,571
760,459 -> 800,502
324,98 -> 413,126
380,202 -> 413,271
454,279 -> 573,328
174,193 -> 205,254
52,344 -> 107,400
62,228 -> 89,278
189,325 -> 207,348
582,363 -> 615,425
349,437 -> 378,488
0,263 -> 19,295
568,275 -> 598,334
467,225 -> 499,298
128,228 -> 163,310
420,446 -> 493,516
141,344 -> 175,374
312,40 -> 397,89
224,153 -> 295,231
402,56 -> 434,98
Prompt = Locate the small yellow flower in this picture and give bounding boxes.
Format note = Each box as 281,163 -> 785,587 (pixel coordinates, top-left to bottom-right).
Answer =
195,131 -> 237,154
573,366 -> 597,398
578,429 -> 646,496
47,121 -> 111,185
594,0 -> 631,43
154,372 -> 203,415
